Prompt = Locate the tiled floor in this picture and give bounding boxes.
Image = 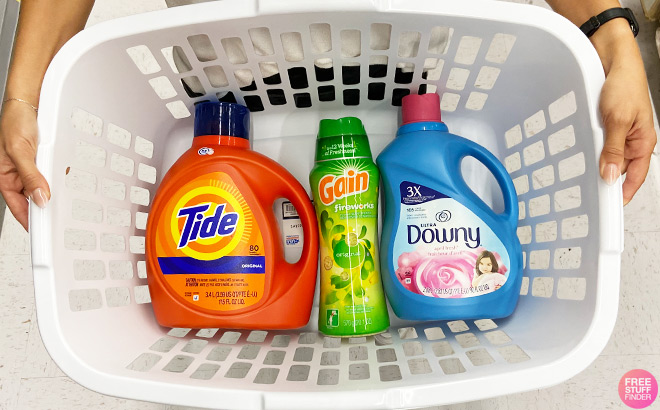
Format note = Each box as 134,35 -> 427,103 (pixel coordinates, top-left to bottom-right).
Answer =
1,1 -> 659,409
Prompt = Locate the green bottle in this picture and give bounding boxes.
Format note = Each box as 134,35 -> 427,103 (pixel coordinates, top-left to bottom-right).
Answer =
309,117 -> 389,337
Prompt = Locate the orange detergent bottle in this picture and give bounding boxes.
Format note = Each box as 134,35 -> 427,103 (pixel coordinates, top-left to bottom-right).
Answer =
146,102 -> 319,329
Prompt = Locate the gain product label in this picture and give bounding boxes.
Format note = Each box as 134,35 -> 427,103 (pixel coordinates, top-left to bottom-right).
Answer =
310,130 -> 389,337
154,172 -> 265,311
394,181 -> 511,298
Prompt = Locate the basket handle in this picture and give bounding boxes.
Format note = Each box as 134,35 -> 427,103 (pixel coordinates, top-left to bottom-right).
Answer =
601,178 -> 624,254
450,141 -> 519,230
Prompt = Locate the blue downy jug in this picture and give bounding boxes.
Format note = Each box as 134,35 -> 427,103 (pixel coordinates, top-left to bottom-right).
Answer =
377,93 -> 522,320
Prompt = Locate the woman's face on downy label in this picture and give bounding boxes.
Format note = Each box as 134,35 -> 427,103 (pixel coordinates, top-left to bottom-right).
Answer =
479,257 -> 493,274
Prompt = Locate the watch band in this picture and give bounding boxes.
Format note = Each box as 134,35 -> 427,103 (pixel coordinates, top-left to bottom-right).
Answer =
580,7 -> 639,38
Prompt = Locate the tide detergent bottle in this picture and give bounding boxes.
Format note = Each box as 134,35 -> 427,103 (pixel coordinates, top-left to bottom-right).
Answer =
146,102 -> 319,329
377,93 -> 522,320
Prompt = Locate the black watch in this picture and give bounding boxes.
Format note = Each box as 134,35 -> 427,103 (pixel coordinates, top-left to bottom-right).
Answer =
579,7 -> 639,38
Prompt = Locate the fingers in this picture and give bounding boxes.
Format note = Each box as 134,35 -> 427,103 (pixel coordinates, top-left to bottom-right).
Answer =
599,113 -> 630,186
2,190 -> 29,231
622,120 -> 657,204
4,137 -> 50,209
622,155 -> 652,206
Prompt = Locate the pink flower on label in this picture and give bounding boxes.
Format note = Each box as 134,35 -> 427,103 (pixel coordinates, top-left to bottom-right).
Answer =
395,266 -> 416,292
396,251 -> 423,292
398,251 -> 423,270
395,248 -> 508,297
414,254 -> 476,298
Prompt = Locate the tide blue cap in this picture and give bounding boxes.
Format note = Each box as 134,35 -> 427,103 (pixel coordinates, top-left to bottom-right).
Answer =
194,101 -> 250,139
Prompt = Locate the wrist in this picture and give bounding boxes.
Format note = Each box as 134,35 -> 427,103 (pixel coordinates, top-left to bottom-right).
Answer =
589,18 -> 638,75
3,84 -> 40,108
2,98 -> 38,114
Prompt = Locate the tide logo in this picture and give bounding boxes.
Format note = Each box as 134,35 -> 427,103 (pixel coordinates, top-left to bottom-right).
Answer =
177,203 -> 239,249
318,169 -> 369,206
161,175 -> 251,261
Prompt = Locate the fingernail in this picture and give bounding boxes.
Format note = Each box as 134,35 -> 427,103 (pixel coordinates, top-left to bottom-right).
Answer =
29,188 -> 49,209
604,163 -> 620,186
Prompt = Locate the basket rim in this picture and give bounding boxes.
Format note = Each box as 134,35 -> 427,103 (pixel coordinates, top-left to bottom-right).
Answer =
32,0 -> 620,408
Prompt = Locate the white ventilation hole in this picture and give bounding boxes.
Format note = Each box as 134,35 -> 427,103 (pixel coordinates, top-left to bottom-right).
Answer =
75,140 -> 106,168
549,91 -> 577,124
548,125 -> 576,156
71,108 -> 103,137
126,45 -> 161,75
524,110 -> 546,138
532,165 -> 555,190
446,67 -> 470,91
135,136 -> 154,159
454,36 -> 482,65
554,247 -> 582,270
398,32 -> 421,58
485,33 -> 516,64
72,199 -> 103,224
166,101 -> 191,119
466,92 -> 488,111
428,26 -> 453,55
73,259 -> 105,281
148,76 -> 178,100
282,32 -> 305,62
440,93 -> 460,112
505,125 -> 523,149
370,23 -> 391,51
107,124 -> 132,149
558,153 -> 586,182
190,34 -> 218,62
557,277 -> 587,300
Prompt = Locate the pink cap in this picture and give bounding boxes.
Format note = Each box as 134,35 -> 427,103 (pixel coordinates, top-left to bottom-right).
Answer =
401,93 -> 442,124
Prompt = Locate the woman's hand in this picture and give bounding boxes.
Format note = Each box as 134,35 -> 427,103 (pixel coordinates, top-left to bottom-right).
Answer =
0,101 -> 50,230
546,1 -> 657,205
597,40 -> 657,205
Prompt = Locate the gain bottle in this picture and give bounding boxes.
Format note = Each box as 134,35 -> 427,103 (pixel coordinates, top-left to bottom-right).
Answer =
309,117 -> 389,336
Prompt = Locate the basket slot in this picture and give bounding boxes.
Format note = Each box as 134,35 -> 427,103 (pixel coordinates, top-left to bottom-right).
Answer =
73,259 -> 106,280
118,20 -> 529,116
114,318 -> 540,391
126,45 -> 162,75
119,16 -> 539,120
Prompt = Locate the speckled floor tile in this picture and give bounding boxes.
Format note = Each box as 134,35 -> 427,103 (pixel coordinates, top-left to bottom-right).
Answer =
504,384 -> 567,410
564,355 -> 660,410
431,402 -> 488,410
0,214 -> 29,256
86,0 -> 167,26
602,231 -> 660,356
624,156 -> 660,233
20,310 -> 65,379
166,407 -> 206,410
0,324 -> 30,410
15,377 -> 165,410
0,255 -> 34,324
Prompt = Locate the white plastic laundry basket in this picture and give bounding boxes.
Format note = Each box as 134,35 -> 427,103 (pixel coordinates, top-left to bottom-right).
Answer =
32,0 -> 624,408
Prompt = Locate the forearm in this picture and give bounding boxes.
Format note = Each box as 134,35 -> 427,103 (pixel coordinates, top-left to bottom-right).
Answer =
5,0 -> 95,105
545,0 -> 640,75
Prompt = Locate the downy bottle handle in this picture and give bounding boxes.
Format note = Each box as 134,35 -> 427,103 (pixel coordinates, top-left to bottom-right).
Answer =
452,141 -> 519,229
